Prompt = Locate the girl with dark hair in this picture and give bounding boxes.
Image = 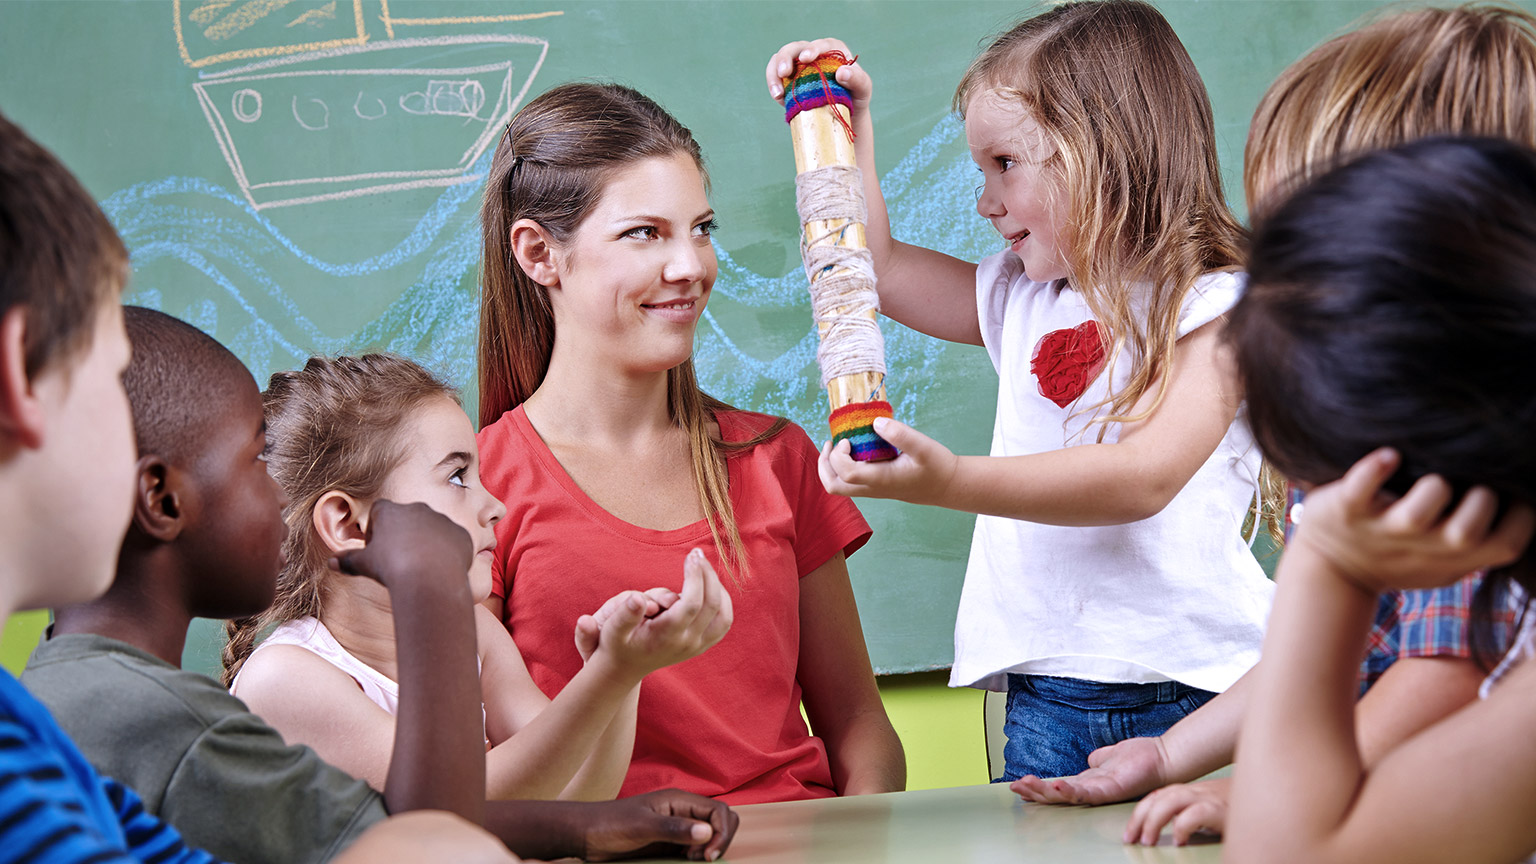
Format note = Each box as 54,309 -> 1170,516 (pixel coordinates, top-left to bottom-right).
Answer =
1226,136 -> 1536,864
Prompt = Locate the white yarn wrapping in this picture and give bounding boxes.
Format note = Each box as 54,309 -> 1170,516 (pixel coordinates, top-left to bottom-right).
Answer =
795,165 -> 887,387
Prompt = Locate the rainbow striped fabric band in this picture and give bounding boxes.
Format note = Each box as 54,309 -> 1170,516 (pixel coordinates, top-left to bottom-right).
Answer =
784,54 -> 853,123
829,400 -> 898,462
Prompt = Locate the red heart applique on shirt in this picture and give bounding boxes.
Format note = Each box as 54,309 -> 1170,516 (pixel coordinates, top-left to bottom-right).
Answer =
1031,321 -> 1107,409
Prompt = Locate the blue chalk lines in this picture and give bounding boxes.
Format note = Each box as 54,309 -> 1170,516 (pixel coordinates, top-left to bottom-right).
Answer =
107,115 -> 1000,436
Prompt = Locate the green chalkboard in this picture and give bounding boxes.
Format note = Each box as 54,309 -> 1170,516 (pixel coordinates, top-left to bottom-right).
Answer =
2,0 -> 1517,676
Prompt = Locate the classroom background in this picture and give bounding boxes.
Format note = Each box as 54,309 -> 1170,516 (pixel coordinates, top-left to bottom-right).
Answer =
5,0 -> 1524,791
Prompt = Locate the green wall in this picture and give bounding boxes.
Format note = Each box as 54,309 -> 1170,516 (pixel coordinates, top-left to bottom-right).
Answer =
0,0 -> 1460,674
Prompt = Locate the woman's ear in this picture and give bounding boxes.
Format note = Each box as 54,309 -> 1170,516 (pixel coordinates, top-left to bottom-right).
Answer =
133,455 -> 184,542
312,490 -> 369,557
510,218 -> 561,288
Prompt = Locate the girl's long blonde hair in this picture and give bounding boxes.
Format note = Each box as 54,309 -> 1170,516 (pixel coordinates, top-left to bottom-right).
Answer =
955,0 -> 1246,436
221,354 -> 457,686
953,1 -> 1268,531
478,82 -> 784,579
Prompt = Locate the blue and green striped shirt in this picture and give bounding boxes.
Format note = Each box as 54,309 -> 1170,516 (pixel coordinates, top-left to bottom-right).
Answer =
0,668 -> 220,864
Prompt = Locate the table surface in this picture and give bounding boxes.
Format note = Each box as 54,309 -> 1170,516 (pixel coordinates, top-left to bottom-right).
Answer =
629,783 -> 1222,864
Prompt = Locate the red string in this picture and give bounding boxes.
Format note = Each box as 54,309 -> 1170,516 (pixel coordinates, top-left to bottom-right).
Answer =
795,51 -> 858,144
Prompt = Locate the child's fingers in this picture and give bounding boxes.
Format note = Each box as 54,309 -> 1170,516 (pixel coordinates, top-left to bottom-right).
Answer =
1010,775 -> 1061,803
1334,447 -> 1400,511
702,804 -> 738,862
1442,485 -> 1500,549
817,440 -> 850,495
668,548 -> 707,625
715,581 -> 734,632
330,549 -> 373,579
1168,801 -> 1223,846
1126,786 -> 1184,845
643,587 -> 680,612
798,37 -> 852,64
1388,473 -> 1454,533
825,439 -> 868,485
768,39 -> 857,98
607,592 -> 649,643
590,591 -> 632,626
870,416 -> 923,453
695,552 -> 723,625
574,614 -> 601,659
698,583 -> 734,649
767,40 -> 824,94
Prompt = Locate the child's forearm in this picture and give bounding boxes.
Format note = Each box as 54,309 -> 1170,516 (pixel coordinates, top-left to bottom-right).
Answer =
941,443 -> 1191,525
1155,668 -> 1251,782
387,577 -> 486,824
1354,654 -> 1484,767
1227,542 -> 1376,864
844,80 -> 981,344
485,660 -> 640,800
850,98 -> 888,268
558,684 -> 640,800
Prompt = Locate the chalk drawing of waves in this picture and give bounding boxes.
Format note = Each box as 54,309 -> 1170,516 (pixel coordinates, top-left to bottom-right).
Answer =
105,112 -> 998,436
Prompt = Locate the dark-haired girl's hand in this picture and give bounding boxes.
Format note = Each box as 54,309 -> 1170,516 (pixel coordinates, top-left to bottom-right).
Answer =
1293,448 -> 1536,592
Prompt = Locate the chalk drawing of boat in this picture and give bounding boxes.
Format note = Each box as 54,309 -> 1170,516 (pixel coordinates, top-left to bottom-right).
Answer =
177,0 -> 550,212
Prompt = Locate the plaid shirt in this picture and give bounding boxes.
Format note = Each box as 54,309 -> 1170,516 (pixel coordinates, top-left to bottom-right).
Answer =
1359,572 -> 1514,692
1286,488 -> 1512,692
1480,582 -> 1532,697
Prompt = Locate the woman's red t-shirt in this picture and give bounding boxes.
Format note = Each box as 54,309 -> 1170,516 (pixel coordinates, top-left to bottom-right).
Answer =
476,406 -> 871,804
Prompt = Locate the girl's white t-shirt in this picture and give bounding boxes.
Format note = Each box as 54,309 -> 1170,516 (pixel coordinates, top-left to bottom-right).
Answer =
951,249 -> 1274,692
237,617 -> 491,742
238,617 -> 400,713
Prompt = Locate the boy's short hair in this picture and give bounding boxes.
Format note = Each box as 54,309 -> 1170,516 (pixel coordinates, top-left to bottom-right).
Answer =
123,306 -> 250,464
0,110 -> 128,380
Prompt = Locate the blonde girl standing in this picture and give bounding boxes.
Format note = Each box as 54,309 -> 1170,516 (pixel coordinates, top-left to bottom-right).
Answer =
766,0 -> 1272,780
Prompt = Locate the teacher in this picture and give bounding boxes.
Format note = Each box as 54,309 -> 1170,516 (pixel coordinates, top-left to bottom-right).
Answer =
474,81 -> 905,804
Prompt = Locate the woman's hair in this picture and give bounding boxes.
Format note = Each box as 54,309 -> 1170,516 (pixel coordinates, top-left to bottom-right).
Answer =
1231,136 -> 1536,660
221,354 -> 458,686
1245,3 -> 1536,219
954,0 -> 1246,435
478,81 -> 784,579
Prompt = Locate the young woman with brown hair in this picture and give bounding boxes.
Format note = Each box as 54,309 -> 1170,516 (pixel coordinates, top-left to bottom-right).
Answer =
475,82 -> 903,804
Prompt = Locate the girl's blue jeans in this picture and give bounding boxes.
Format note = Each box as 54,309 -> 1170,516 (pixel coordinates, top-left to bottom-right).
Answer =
1000,674 -> 1216,781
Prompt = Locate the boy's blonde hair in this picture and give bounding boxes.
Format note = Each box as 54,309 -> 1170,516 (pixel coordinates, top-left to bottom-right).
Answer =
955,0 -> 1246,438
221,353 -> 457,686
1238,3 -> 1536,539
1245,3 -> 1536,217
